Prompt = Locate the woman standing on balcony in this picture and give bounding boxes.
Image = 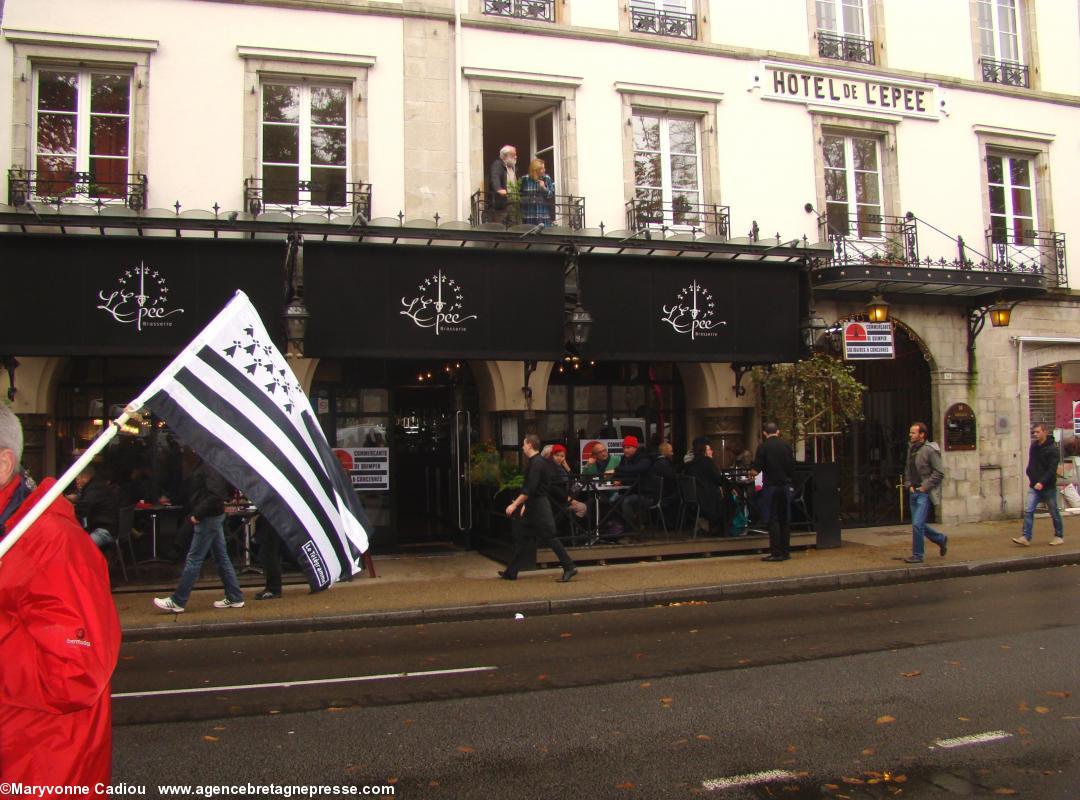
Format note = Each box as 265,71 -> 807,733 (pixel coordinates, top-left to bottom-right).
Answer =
521,158 -> 555,228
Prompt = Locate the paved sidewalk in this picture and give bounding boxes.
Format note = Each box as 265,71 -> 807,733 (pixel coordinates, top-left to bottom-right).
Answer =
118,514 -> 1080,641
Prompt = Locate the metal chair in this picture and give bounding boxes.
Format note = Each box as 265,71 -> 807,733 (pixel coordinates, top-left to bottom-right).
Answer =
676,474 -> 700,537
790,472 -> 814,531
643,474 -> 668,534
112,505 -> 139,582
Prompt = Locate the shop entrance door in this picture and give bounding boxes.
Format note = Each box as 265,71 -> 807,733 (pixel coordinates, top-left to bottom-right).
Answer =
393,386 -> 475,547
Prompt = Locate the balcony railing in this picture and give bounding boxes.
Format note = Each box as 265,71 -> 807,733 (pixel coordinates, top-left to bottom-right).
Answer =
482,0 -> 555,22
981,57 -> 1029,88
625,198 -> 730,238
629,7 -> 697,39
8,168 -> 147,210
244,177 -> 371,219
817,31 -> 875,65
987,228 -> 1067,287
470,189 -> 585,230
826,213 -> 919,267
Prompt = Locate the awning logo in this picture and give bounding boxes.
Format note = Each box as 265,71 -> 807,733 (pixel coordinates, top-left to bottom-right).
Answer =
400,269 -> 478,335
661,280 -> 725,340
97,262 -> 185,331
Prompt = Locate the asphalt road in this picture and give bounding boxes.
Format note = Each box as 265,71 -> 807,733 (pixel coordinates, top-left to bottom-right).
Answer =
112,567 -> 1080,798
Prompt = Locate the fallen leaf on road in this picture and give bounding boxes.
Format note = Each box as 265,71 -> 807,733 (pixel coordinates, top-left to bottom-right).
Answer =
841,776 -> 865,785
672,738 -> 689,746
560,632 -> 573,638
538,745 -> 548,753
1044,691 -> 1071,699
992,788 -> 1017,795
892,775 -> 907,783
456,745 -> 474,753
876,715 -> 896,725
615,781 -> 635,790
202,736 -> 219,742
786,744 -> 797,753
326,707 -> 346,713
1017,702 -> 1029,712
640,682 -> 652,688
428,781 -> 439,788
696,734 -> 712,741
634,652 -> 646,660
1017,726 -> 1030,735
1035,706 -> 1050,714
537,674 -> 548,681
958,716 -> 971,721
386,778 -> 398,785
900,671 -> 922,678
737,658 -> 752,665
689,629 -> 699,635
403,719 -> 414,725
120,655 -> 135,661
660,697 -> 674,707
1000,645 -> 1012,650
945,660 -> 961,667
861,747 -> 875,756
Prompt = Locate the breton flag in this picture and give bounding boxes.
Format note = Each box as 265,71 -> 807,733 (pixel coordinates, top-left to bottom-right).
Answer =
130,291 -> 370,591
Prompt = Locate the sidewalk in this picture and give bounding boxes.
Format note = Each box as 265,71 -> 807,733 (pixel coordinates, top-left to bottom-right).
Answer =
118,514 -> 1080,641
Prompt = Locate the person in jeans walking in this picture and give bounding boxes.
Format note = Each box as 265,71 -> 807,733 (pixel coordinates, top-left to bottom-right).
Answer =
1013,423 -> 1065,547
154,454 -> 244,613
903,421 -> 947,564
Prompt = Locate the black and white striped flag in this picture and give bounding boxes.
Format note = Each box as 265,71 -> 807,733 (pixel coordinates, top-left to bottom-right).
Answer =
131,291 -> 369,591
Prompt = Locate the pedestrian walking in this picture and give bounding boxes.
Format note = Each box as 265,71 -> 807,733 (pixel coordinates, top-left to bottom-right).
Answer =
1012,422 -> 1065,547
903,421 -> 947,563
750,422 -> 795,561
500,434 -> 578,582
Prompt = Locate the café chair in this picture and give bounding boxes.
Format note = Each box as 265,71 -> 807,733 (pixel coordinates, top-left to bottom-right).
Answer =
676,474 -> 700,538
790,473 -> 814,532
111,505 -> 140,582
643,474 -> 668,534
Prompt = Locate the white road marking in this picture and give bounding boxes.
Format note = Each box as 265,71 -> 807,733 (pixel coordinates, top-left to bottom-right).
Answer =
113,665 -> 498,699
931,730 -> 1014,749
702,770 -> 798,791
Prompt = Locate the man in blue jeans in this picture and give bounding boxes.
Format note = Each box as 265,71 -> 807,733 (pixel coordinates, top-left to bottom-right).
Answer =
154,455 -> 244,613
903,421 -> 947,564
1013,423 -> 1065,547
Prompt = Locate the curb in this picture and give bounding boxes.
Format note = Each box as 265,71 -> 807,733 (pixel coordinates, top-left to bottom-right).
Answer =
121,552 -> 1080,642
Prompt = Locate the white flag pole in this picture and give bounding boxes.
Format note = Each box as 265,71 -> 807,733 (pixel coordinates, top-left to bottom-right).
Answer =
0,402 -> 142,559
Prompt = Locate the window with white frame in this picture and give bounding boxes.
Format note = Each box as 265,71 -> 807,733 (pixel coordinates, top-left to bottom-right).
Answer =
823,133 -> 883,239
32,68 -> 132,201
976,0 -> 1029,86
628,0 -> 697,40
260,81 -> 349,207
816,0 -> 875,63
986,152 -> 1035,245
632,111 -> 702,229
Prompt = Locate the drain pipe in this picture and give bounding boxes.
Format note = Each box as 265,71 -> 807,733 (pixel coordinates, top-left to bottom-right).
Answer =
452,0 -> 466,221
1012,335 -> 1080,510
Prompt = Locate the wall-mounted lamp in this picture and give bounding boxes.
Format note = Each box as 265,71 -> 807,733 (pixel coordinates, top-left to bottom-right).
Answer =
1,357 -> 18,402
987,302 -> 1013,328
567,303 -> 594,347
866,293 -> 890,323
800,313 -> 829,351
967,298 -> 1019,373
283,296 -> 310,357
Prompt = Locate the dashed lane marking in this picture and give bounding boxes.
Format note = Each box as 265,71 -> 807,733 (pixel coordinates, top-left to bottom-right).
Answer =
113,665 -> 499,699
702,770 -> 798,791
931,730 -> 1014,749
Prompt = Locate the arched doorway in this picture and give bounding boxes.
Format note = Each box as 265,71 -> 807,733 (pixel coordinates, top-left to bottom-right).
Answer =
832,322 -> 933,526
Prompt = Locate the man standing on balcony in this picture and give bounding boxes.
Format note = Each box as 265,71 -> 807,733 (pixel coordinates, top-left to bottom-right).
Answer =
488,145 -> 517,224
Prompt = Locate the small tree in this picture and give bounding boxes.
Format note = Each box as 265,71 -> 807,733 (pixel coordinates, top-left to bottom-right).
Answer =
752,353 -> 866,462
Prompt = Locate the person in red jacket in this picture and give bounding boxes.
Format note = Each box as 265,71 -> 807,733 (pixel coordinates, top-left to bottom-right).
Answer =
0,404 -> 121,789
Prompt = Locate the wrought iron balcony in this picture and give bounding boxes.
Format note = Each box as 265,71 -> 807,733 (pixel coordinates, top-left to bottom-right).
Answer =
7,168 -> 147,210
826,213 -> 918,267
817,31 -> 875,65
980,57 -> 1029,88
482,0 -> 555,22
987,228 -> 1067,287
625,197 -> 730,238
244,177 -> 371,219
629,7 -> 697,39
470,189 -> 585,230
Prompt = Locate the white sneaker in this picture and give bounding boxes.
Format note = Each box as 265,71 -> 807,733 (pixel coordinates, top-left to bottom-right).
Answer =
213,598 -> 245,609
1049,536 -> 1065,546
1011,536 -> 1031,547
154,596 -> 185,613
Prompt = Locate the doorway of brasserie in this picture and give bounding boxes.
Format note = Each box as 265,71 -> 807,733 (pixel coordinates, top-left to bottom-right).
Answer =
313,360 -> 478,554
834,324 -> 932,526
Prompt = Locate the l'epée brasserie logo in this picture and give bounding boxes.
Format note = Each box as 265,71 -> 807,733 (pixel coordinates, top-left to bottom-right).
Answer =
660,280 -> 726,340
97,262 -> 185,331
400,269 -> 478,335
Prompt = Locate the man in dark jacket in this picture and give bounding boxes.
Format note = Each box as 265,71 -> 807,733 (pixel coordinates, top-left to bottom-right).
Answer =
1013,422 -> 1064,546
649,442 -> 680,527
488,144 -> 517,224
903,421 -> 947,563
154,454 -> 244,612
751,422 -> 796,562
501,434 -> 577,582
614,435 -> 652,531
68,464 -> 119,551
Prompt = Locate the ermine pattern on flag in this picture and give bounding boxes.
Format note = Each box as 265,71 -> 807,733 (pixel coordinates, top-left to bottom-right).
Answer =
133,292 -> 370,591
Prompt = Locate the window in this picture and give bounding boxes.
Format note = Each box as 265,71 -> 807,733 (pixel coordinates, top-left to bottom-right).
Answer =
260,82 -> 349,207
986,153 -> 1035,245
816,0 -> 874,64
628,0 -> 698,40
823,133 -> 883,239
632,111 -> 702,229
32,68 -> 132,201
976,0 -> 1029,86
481,0 -> 555,22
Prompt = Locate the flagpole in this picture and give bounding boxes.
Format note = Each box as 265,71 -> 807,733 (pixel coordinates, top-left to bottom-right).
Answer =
0,402 -> 142,559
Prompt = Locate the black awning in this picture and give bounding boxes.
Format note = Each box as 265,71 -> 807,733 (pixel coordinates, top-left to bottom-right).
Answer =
0,233 -> 285,355
303,242 -> 566,360
578,253 -> 803,363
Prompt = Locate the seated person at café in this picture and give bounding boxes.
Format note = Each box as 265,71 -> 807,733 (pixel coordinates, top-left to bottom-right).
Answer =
613,435 -> 652,529
684,436 -> 727,536
546,444 -> 588,520
66,464 -> 120,551
649,442 -> 681,526
581,441 -> 620,476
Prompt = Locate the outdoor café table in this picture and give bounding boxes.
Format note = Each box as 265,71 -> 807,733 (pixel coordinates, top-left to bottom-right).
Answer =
579,477 -> 634,545
226,504 -> 261,574
133,502 -> 184,563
